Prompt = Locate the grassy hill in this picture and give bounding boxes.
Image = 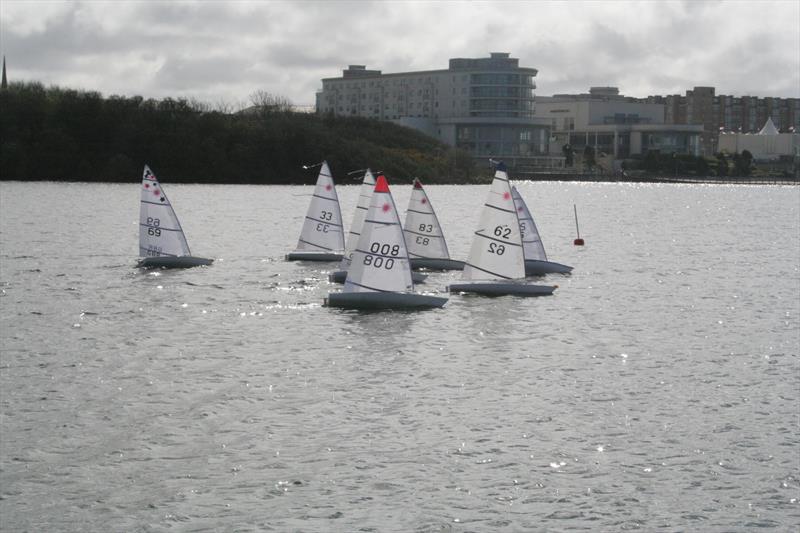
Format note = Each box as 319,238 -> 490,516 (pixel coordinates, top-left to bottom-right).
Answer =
0,82 -> 476,184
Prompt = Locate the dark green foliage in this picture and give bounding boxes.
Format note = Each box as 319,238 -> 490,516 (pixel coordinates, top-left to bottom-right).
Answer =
0,82 -> 475,183
562,143 -> 574,167
733,150 -> 753,176
582,145 -> 595,170
716,152 -> 729,177
632,151 -> 716,176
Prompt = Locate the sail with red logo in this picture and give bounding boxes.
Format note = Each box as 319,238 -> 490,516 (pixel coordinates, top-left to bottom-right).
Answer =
286,161 -> 345,261
448,162 -> 555,296
325,175 -> 447,309
403,178 -> 465,271
138,165 -> 213,269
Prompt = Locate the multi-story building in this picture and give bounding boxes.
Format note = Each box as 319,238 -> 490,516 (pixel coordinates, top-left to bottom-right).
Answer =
316,53 -> 557,169
535,87 -> 704,165
316,54 -> 799,169
649,87 -> 799,155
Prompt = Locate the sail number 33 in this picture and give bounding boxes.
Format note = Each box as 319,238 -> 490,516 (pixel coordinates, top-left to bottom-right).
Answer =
317,210 -> 334,233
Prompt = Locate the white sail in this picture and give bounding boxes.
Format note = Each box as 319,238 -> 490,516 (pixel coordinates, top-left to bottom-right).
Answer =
292,161 -> 345,254
338,169 -> 377,270
461,165 -> 525,280
139,165 -> 192,258
511,185 -> 548,261
403,178 -> 451,260
344,175 -> 413,293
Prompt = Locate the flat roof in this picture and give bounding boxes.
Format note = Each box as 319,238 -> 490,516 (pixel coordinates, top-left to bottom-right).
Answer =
322,66 -> 537,82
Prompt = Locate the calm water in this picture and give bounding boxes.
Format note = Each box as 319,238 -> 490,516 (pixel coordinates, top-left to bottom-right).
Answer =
1,180 -> 798,532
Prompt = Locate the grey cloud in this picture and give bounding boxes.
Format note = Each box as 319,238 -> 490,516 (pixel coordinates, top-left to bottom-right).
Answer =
1,0 -> 796,104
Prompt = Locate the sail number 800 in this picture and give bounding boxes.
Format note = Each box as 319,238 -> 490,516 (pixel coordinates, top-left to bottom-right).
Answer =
363,242 -> 400,270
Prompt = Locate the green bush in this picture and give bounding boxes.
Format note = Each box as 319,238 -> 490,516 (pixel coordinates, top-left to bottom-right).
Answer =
0,82 -> 475,183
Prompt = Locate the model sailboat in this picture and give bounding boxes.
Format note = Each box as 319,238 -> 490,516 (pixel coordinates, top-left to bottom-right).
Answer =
403,178 -> 465,271
329,169 -> 375,282
329,171 -> 426,283
448,163 -> 555,297
286,161 -> 345,261
511,186 -> 573,275
137,165 -> 213,268
325,175 -> 447,309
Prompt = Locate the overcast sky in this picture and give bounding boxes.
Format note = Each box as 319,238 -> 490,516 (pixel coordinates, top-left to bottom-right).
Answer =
2,0 -> 798,108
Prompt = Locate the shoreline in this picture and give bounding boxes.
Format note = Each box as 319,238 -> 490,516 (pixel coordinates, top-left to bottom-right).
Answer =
1,176 -> 798,186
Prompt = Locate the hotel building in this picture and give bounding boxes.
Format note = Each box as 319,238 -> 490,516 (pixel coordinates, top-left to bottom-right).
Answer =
316,53 -> 557,169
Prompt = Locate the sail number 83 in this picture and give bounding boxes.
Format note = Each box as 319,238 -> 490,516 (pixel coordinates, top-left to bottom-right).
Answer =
416,223 -> 433,246
363,242 -> 400,269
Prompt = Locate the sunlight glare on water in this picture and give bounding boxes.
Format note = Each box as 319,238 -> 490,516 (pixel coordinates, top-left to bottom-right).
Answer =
0,180 -> 798,531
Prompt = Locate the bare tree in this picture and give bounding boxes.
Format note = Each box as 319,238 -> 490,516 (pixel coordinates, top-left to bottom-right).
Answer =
249,90 -> 294,114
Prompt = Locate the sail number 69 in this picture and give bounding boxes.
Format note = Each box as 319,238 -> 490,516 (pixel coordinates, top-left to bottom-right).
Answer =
146,217 -> 161,236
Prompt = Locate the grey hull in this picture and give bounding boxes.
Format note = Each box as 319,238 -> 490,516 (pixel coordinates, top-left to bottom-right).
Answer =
524,259 -> 573,276
138,256 -> 213,269
448,282 -> 556,297
325,291 -> 448,310
410,258 -> 466,271
286,252 -> 344,262
329,270 -> 427,284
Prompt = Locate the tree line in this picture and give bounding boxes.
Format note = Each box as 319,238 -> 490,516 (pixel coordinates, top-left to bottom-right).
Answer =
0,82 -> 476,184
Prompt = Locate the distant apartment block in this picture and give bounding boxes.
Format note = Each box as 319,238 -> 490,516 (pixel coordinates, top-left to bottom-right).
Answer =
543,86 -> 799,161
647,87 -> 800,156
317,55 -> 800,167
316,53 -> 557,169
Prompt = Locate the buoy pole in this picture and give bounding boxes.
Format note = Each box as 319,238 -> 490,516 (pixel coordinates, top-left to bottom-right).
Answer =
573,204 -> 585,246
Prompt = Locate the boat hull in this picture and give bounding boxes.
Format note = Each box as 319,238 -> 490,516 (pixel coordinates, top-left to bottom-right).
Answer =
328,270 -> 427,284
524,259 -> 573,276
448,282 -> 556,297
410,258 -> 465,271
286,252 -> 344,262
325,291 -> 447,309
138,256 -> 213,269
